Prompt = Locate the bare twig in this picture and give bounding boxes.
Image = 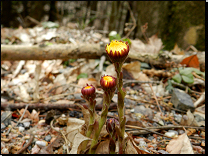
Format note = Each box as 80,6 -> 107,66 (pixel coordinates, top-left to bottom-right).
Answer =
16,104 -> 29,126
141,23 -> 149,43
16,134 -> 34,154
123,2 -> 136,39
12,60 -> 25,78
171,81 -> 203,95
50,119 -> 60,133
60,130 -> 70,154
192,72 -> 205,81
123,80 -> 161,85
125,125 -> 174,139
149,83 -> 164,117
194,92 -> 205,107
126,125 -> 205,130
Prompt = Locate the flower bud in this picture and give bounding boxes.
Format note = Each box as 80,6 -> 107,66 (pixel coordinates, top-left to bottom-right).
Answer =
100,75 -> 117,92
81,84 -> 96,101
106,118 -> 119,134
105,40 -> 129,63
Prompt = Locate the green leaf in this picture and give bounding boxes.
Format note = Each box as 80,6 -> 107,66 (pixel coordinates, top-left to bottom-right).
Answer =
140,62 -> 151,69
109,31 -> 121,41
182,73 -> 194,84
189,67 -> 205,77
172,74 -> 182,83
122,38 -> 131,45
166,80 -> 174,92
179,67 -> 192,76
109,34 -> 121,41
77,73 -> 88,80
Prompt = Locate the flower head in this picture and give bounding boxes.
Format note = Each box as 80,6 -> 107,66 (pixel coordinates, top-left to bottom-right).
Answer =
100,75 -> 117,92
81,84 -> 96,100
105,40 -> 129,63
106,118 -> 119,134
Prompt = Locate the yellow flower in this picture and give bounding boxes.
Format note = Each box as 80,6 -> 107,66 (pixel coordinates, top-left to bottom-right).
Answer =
100,75 -> 117,91
81,84 -> 96,100
105,40 -> 129,63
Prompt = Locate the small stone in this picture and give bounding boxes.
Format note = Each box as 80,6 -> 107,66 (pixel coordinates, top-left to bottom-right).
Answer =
130,109 -> 135,113
194,114 -> 205,122
139,140 -> 147,147
174,114 -> 182,123
27,145 -> 32,151
24,135 -> 30,140
168,130 -> 178,135
178,130 -> 185,135
17,123 -> 24,127
1,123 -> 6,130
158,149 -> 169,154
23,121 -> 30,128
107,112 -> 114,116
1,111 -> 12,126
152,122 -> 159,127
171,88 -> 195,112
134,105 -> 153,119
1,148 -> 9,154
95,98 -> 103,105
36,140 -> 48,147
74,93 -> 82,99
19,126 -> 25,132
134,138 -> 144,144
63,144 -> 67,151
67,95 -> 74,100
44,135 -> 52,142
124,99 -> 137,105
147,136 -> 154,141
164,131 -> 176,137
158,120 -> 164,126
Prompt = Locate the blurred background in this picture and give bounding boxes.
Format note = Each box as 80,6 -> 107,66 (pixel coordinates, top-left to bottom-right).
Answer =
1,1 -> 205,50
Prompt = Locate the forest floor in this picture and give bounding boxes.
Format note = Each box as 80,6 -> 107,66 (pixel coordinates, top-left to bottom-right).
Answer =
1,23 -> 205,154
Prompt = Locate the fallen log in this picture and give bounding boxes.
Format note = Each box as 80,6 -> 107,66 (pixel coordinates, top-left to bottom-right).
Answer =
1,44 -> 205,70
1,102 -> 117,111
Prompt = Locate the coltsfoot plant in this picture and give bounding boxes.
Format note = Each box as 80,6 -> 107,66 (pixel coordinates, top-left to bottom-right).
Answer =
81,40 -> 130,154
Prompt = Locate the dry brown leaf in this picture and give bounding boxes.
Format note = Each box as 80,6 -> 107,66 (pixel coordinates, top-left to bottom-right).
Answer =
33,62 -> 42,102
130,34 -> 163,54
95,139 -> 110,154
105,64 -> 117,78
127,133 -> 150,154
136,72 -> 150,81
30,109 -> 40,123
146,34 -> 163,54
122,61 -> 141,79
69,132 -> 91,154
19,85 -> 31,102
170,43 -> 185,55
76,104 -> 99,127
130,39 -> 146,53
180,110 -> 199,127
18,108 -> 31,119
76,78 -> 98,93
66,117 -> 85,144
39,135 -> 64,154
166,133 -> 194,154
125,139 -> 138,154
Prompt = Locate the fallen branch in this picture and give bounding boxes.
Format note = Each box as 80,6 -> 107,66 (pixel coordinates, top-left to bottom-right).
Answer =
16,134 -> 34,154
1,44 -> 205,69
1,102 -> 117,111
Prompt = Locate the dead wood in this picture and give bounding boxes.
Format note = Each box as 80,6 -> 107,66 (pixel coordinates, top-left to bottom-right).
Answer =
1,44 -> 205,69
1,102 -> 117,111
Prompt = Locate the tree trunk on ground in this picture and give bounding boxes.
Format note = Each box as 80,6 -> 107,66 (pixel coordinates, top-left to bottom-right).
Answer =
1,44 -> 205,70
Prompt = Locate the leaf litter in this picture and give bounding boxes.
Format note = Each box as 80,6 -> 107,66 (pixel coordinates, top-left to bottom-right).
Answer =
1,24 -> 205,154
